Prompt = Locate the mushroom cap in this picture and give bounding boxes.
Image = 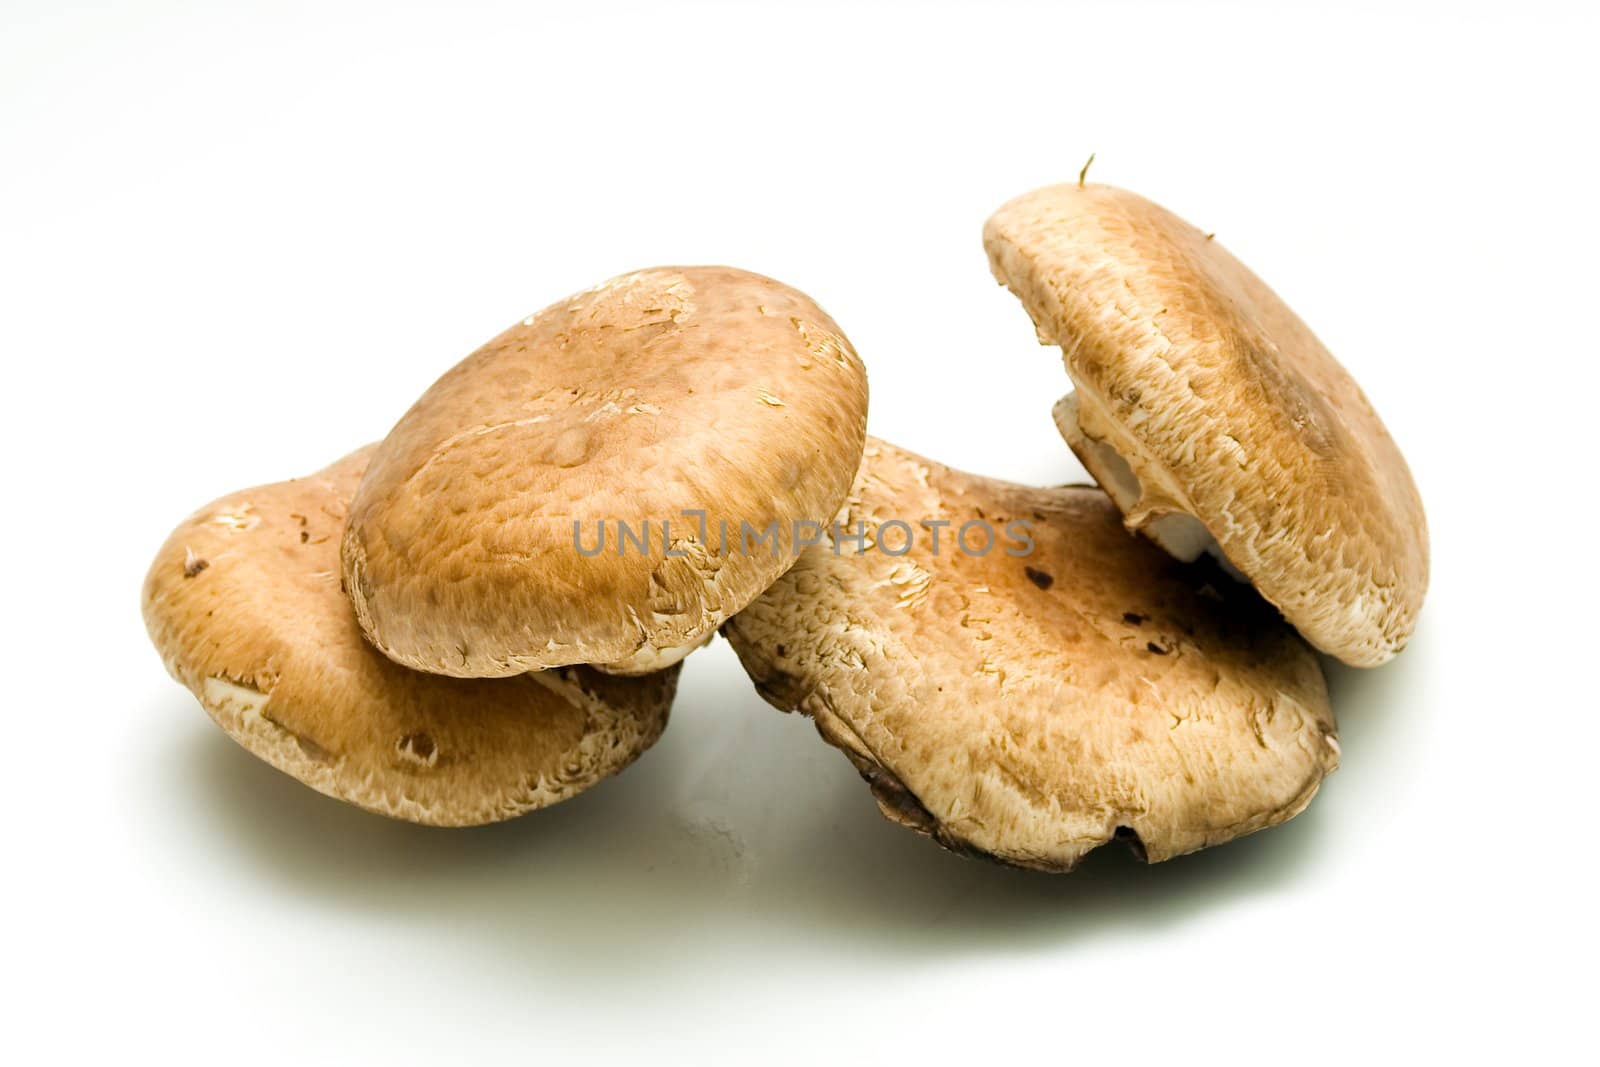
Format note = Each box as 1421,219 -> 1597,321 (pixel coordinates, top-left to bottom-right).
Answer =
142,447 -> 678,827
984,182 -> 1428,666
722,437 -> 1338,872
343,266 -> 870,677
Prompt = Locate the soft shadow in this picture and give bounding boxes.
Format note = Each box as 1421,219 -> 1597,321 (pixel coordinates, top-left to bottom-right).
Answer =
1316,610 -> 1436,855
139,637 -> 1423,977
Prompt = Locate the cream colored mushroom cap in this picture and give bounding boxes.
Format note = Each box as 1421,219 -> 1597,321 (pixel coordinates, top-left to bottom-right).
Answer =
343,266 -> 869,678
984,182 -> 1428,667
142,447 -> 678,827
722,438 -> 1338,872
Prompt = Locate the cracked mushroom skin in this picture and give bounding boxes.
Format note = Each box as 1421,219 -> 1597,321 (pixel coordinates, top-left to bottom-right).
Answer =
141,447 -> 678,827
342,266 -> 869,677
722,438 -> 1338,872
984,183 -> 1428,667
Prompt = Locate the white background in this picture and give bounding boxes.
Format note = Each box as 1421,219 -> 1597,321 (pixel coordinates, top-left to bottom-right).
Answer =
4,1 -> 1595,1062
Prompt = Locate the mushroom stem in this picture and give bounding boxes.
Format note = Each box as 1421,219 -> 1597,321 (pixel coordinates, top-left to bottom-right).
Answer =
1053,390 -> 1242,579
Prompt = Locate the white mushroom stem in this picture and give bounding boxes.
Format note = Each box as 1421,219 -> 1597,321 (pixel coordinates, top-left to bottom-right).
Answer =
1053,391 -> 1243,580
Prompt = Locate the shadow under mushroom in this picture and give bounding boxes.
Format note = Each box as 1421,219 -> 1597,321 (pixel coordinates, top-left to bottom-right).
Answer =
131,634 -> 1427,983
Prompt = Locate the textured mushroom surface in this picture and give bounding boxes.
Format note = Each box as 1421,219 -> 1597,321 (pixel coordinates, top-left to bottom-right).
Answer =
723,438 -> 1338,872
984,182 -> 1428,666
344,266 -> 869,677
142,448 -> 677,826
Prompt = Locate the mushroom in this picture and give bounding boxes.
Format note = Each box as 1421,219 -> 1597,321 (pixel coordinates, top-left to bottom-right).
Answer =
721,438 -> 1338,871
142,447 -> 678,826
342,266 -> 870,678
984,182 -> 1428,666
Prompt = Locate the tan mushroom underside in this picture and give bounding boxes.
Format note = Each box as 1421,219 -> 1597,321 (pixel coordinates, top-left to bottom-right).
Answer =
984,182 -> 1428,667
142,447 -> 677,827
723,438 -> 1338,872
343,266 -> 869,678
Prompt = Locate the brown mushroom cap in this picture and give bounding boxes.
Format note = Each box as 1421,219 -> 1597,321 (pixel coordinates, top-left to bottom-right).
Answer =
722,438 -> 1338,872
984,182 -> 1428,666
342,266 -> 869,678
142,447 -> 677,826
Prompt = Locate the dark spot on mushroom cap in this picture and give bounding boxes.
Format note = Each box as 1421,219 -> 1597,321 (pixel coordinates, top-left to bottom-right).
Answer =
775,644 -> 787,657
1023,567 -> 1054,590
1123,612 -> 1146,625
1146,641 -> 1168,655
182,551 -> 208,578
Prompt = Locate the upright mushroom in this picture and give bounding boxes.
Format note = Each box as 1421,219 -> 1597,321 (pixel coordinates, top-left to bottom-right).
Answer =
142,447 -> 678,826
343,266 -> 870,677
984,182 -> 1428,666
722,438 -> 1338,871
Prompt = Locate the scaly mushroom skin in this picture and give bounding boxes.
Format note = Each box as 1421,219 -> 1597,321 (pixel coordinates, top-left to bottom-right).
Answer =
343,266 -> 869,677
984,183 -> 1428,667
142,448 -> 677,827
723,438 -> 1338,872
